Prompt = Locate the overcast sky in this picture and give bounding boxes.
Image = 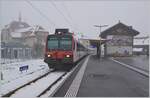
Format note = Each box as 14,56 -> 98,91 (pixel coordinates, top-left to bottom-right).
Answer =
0,0 -> 150,39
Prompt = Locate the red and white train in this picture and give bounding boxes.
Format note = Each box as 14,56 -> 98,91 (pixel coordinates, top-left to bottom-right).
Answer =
44,29 -> 89,71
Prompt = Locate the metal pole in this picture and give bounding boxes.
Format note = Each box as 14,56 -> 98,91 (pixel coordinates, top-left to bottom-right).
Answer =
94,25 -> 108,58
99,26 -> 101,58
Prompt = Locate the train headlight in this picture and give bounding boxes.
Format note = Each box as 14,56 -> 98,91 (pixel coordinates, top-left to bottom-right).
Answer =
66,54 -> 70,58
47,54 -> 51,57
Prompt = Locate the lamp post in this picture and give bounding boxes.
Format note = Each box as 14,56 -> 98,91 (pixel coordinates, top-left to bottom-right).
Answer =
94,24 -> 108,58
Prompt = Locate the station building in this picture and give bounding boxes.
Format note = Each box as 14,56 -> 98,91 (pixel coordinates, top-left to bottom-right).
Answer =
79,39 -> 90,48
100,22 -> 140,57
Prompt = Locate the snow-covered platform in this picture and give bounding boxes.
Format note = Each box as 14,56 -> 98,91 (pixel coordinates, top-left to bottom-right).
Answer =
1,59 -> 49,96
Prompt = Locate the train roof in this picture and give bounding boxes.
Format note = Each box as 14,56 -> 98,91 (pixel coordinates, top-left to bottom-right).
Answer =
48,33 -> 73,37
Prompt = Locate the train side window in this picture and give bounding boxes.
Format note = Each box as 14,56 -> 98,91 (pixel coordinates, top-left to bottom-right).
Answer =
73,41 -> 75,50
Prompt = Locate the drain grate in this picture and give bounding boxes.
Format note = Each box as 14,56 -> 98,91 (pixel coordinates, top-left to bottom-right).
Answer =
89,73 -> 110,80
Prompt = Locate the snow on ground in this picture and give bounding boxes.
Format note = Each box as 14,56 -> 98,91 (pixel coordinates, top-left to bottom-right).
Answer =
41,68 -> 75,97
0,59 -> 50,96
11,72 -> 65,98
1,59 -> 49,84
1,59 -> 25,65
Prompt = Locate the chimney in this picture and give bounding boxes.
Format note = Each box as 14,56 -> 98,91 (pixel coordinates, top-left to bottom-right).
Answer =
19,12 -> 22,22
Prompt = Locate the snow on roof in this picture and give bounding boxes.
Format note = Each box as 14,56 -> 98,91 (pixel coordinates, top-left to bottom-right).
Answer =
11,32 -> 22,38
4,24 -> 10,29
34,25 -> 48,32
37,29 -> 48,32
30,32 -> 35,36
3,21 -> 30,32
10,27 -> 32,38
15,25 -> 48,33
15,27 -> 33,33
10,25 -> 48,38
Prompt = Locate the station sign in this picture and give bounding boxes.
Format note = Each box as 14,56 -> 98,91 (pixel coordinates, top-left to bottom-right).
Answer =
19,65 -> 29,72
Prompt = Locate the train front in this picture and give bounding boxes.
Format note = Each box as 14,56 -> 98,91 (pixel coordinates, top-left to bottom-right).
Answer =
44,33 -> 74,70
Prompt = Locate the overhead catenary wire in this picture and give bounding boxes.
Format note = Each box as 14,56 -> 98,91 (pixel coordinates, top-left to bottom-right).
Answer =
61,2 -> 89,39
25,0 -> 80,34
61,2 -> 73,22
25,0 -> 56,27
61,2 -> 80,32
50,1 -> 71,25
49,1 -> 78,32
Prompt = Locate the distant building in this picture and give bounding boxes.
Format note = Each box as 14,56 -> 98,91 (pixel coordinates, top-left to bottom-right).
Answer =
79,39 -> 90,48
6,25 -> 49,58
133,45 -> 149,56
10,25 -> 49,47
1,42 -> 32,59
13,25 -> 49,57
1,15 -> 49,58
1,18 -> 30,42
100,22 -> 139,57
133,36 -> 149,56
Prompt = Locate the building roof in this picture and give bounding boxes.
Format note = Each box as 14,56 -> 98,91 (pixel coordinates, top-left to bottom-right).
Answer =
11,32 -> 22,38
100,22 -> 140,38
78,38 -> 109,47
4,21 -> 30,31
15,25 -> 47,33
10,25 -> 48,38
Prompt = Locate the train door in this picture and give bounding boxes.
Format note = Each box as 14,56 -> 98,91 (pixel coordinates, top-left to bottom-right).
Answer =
73,39 -> 78,62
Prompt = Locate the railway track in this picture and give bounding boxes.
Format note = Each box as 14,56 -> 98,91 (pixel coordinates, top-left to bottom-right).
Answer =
10,71 -> 66,98
36,55 -> 87,97
2,69 -> 53,97
39,60 -> 81,97
37,71 -> 67,97
2,56 -> 87,97
2,66 -> 78,97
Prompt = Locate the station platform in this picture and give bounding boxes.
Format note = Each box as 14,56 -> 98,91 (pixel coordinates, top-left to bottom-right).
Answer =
54,55 -> 149,97
113,55 -> 149,72
73,55 -> 149,97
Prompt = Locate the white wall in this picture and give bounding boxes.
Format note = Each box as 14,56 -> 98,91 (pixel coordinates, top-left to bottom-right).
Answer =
106,35 -> 133,56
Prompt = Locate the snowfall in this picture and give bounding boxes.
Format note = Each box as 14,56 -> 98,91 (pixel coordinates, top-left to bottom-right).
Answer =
0,59 -> 50,96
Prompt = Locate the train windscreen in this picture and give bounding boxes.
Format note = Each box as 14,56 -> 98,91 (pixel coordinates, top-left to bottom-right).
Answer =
47,36 -> 72,50
48,37 -> 59,50
60,37 -> 72,50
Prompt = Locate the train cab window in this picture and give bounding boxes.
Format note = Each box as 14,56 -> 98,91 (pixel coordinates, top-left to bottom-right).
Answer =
73,41 -> 76,50
60,37 -> 72,50
48,37 -> 59,50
